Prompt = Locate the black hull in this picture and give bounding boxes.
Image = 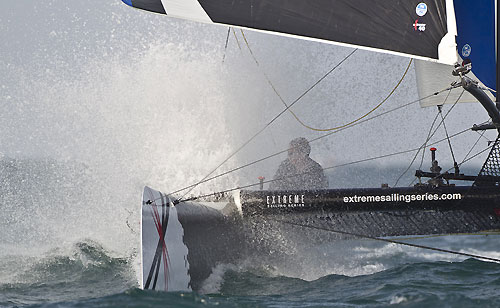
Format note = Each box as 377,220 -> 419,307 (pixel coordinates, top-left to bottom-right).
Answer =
241,185 -> 500,237
141,185 -> 500,292
175,201 -> 244,291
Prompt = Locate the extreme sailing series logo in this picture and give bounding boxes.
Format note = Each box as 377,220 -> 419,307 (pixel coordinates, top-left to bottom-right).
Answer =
343,193 -> 462,203
266,194 -> 306,208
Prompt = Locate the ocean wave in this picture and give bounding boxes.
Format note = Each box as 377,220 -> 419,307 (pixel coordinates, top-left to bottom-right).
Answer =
0,239 -> 137,307
18,289 -> 242,308
212,258 -> 500,306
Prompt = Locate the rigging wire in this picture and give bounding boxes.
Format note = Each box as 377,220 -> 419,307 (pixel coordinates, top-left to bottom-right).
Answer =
408,121 -> 489,186
176,126 -> 473,204
416,143 -> 494,188
444,143 -> 493,175
409,142 -> 496,207
438,105 -> 459,171
175,139 -> 492,207
171,29 -> 455,198
479,131 -> 493,142
168,88 -> 453,196
239,29 -> 413,132
221,27 -> 231,64
461,130 -> 487,165
393,89 -> 464,187
417,111 -> 441,171
175,45 -> 358,200
270,219 -> 500,263
417,88 -> 453,171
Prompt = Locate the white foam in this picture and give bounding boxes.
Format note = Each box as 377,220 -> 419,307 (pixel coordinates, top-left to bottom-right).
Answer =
198,263 -> 237,294
390,296 -> 408,304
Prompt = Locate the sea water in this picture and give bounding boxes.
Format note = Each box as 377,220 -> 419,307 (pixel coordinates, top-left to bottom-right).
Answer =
1,1 -> 499,307
1,221 -> 499,308
1,159 -> 499,308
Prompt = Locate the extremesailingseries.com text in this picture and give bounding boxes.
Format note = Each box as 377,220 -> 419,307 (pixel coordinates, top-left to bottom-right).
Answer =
343,193 -> 462,203
263,193 -> 463,209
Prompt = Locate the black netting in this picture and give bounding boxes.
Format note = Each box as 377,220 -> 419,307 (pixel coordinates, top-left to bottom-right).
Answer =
280,210 -> 500,237
474,136 -> 500,185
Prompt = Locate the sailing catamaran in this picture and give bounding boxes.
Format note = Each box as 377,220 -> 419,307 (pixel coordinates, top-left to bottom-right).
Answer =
122,0 -> 500,292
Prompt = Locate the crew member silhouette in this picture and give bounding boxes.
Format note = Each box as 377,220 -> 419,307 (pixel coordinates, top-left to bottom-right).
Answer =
269,137 -> 328,190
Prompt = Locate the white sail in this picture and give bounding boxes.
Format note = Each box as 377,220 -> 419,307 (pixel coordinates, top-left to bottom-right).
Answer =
415,60 -> 496,107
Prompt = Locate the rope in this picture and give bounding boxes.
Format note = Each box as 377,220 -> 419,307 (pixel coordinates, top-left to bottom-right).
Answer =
176,49 -> 356,200
168,88 -> 453,196
240,29 -> 412,132
174,44 -> 362,199
175,126 -> 472,203
170,29 -> 453,198
232,28 -> 242,50
272,219 -> 500,263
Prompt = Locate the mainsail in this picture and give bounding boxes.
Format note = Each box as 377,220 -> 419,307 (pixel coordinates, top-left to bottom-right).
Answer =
122,0 -> 498,102
122,0 -> 458,64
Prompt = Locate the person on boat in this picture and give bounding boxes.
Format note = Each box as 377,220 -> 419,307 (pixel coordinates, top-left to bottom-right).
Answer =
269,137 -> 329,190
